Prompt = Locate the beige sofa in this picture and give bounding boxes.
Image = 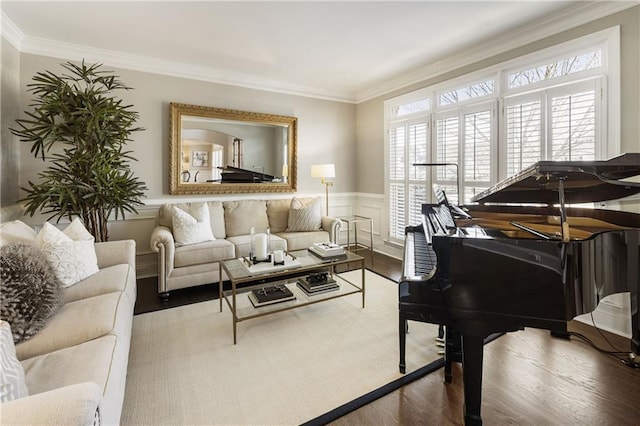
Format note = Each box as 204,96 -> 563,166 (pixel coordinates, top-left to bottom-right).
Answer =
1,239 -> 137,426
150,198 -> 342,299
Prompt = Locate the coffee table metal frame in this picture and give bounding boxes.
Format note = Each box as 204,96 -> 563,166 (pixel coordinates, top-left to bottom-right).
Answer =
219,249 -> 365,344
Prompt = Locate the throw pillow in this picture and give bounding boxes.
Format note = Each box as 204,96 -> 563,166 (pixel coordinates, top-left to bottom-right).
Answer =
0,220 -> 37,247
172,203 -> 215,246
287,197 -> 322,232
36,220 -> 99,287
0,320 -> 29,401
0,243 -> 64,344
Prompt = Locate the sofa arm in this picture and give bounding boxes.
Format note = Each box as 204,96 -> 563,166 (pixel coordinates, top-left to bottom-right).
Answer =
94,239 -> 136,269
321,216 -> 343,243
1,382 -> 102,426
150,225 -> 176,294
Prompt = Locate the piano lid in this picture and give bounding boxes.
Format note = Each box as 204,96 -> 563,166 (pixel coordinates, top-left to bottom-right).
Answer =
471,153 -> 640,205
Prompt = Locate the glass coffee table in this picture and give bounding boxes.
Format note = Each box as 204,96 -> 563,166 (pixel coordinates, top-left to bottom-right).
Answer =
219,249 -> 365,344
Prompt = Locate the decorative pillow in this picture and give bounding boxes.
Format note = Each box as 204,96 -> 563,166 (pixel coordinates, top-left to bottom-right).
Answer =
0,220 -> 37,247
172,203 -> 215,246
0,243 -> 64,344
36,220 -> 99,287
287,197 -> 322,232
0,320 -> 29,401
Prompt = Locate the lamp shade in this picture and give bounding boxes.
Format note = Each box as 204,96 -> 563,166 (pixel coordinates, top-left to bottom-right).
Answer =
311,164 -> 335,179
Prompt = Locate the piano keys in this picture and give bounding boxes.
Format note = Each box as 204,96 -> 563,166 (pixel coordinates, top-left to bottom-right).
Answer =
399,153 -> 640,425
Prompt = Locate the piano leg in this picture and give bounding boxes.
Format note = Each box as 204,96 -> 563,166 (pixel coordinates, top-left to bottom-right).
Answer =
444,327 -> 463,383
550,321 -> 570,340
629,231 -> 639,355
399,312 -> 407,374
461,334 -> 484,426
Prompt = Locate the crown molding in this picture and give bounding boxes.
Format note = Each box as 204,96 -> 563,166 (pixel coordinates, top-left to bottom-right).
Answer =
0,11 -> 24,50
3,2 -> 637,105
355,1 -> 638,102
18,35 -> 357,103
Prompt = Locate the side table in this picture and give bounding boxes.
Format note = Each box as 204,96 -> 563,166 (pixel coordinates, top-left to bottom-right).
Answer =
338,215 -> 374,262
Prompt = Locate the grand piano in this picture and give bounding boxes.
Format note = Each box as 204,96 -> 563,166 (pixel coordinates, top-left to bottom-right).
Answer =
399,153 -> 640,425
218,165 -> 277,183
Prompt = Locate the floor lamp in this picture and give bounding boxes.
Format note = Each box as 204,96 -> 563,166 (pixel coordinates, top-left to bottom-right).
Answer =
311,164 -> 335,215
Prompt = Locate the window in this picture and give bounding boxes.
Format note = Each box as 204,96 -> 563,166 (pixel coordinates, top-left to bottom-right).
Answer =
384,28 -> 618,245
387,95 -> 430,241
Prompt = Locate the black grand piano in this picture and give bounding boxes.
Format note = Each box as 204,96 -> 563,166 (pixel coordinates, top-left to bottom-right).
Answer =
399,153 -> 640,425
218,165 -> 277,183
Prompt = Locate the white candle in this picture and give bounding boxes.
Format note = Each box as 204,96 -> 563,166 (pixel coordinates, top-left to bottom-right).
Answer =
274,250 -> 284,263
255,233 -> 268,260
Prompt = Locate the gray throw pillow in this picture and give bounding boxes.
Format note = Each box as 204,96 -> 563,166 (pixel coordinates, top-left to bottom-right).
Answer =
287,197 -> 322,232
0,242 -> 64,344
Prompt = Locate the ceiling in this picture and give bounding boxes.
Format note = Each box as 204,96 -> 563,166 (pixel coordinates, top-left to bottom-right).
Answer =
1,1 -> 633,102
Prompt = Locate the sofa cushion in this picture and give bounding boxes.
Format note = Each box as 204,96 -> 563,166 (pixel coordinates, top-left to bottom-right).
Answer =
174,239 -> 236,268
21,335 -> 116,397
171,204 -> 215,246
64,264 -> 134,303
0,320 -> 29,402
0,220 -> 37,246
266,199 -> 291,233
224,200 -> 269,236
15,291 -> 127,361
287,197 -> 322,232
0,242 -> 64,344
158,202 -> 226,239
276,231 -> 330,251
226,234 -> 287,258
36,221 -> 99,287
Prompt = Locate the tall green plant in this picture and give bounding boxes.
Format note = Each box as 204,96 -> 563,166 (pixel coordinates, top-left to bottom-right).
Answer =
10,61 -> 147,242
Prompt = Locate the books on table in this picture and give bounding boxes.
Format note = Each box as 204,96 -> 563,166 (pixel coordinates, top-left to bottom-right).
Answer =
308,242 -> 346,260
249,284 -> 296,307
297,276 -> 339,296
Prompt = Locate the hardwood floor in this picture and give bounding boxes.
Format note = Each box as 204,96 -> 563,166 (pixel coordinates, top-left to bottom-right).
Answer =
135,251 -> 640,425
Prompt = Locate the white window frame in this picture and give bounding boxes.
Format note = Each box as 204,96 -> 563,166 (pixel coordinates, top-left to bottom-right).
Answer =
383,26 -> 619,244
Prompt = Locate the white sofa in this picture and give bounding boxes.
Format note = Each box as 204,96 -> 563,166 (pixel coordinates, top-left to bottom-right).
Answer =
150,197 -> 342,299
1,239 -> 136,425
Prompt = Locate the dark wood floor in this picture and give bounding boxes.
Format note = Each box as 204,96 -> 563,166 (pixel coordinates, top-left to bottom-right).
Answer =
135,251 -> 640,425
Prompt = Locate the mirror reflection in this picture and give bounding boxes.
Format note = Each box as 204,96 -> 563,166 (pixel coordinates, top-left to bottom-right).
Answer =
169,103 -> 297,195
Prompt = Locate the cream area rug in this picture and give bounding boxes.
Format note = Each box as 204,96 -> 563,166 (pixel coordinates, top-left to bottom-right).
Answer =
121,270 -> 441,425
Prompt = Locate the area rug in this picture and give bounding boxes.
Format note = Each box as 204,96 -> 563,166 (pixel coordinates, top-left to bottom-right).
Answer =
121,270 -> 441,425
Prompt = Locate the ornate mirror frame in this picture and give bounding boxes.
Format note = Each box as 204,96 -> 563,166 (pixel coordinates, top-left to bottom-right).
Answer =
169,102 -> 297,195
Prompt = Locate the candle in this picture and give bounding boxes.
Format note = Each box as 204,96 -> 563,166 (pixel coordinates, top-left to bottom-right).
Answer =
255,233 -> 268,260
274,250 -> 284,263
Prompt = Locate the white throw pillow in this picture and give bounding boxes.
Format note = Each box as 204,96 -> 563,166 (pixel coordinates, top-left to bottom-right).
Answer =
0,320 -> 29,402
172,203 -> 215,246
36,219 -> 99,287
287,197 -> 322,232
0,220 -> 37,247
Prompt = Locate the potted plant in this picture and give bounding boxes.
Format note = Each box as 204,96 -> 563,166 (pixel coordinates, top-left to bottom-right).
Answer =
10,60 -> 147,242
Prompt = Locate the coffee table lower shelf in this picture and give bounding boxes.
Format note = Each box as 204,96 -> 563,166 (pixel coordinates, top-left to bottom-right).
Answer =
219,250 -> 365,344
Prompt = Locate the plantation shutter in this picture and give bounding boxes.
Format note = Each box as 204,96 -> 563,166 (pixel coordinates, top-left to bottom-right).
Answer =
505,93 -> 544,177
549,80 -> 598,161
434,115 -> 460,204
407,120 -> 428,227
388,124 -> 406,240
388,116 -> 429,241
463,106 -> 493,202
504,79 -> 599,178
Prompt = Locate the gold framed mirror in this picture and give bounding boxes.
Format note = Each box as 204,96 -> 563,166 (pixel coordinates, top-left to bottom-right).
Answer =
169,102 -> 297,195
